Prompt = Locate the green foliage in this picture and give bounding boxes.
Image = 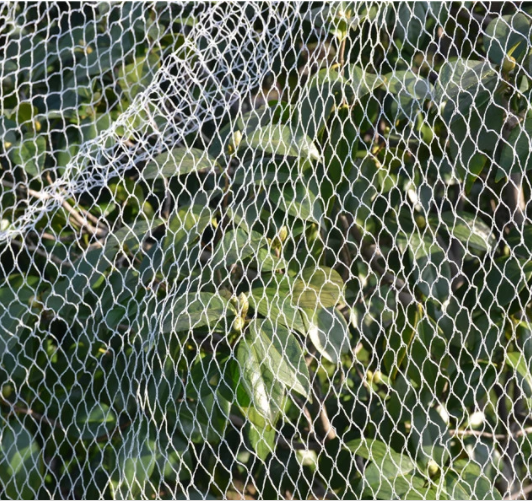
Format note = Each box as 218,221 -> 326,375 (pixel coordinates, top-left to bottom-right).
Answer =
2,2 -> 532,499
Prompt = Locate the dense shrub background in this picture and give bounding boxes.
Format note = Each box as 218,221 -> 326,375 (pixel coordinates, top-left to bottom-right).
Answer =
2,2 -> 532,499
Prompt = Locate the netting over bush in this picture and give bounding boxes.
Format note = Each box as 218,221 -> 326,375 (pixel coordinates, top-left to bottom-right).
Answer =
3,2 -> 532,499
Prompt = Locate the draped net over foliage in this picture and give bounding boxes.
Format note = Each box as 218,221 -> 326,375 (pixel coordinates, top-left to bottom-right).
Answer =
2,2 -> 532,499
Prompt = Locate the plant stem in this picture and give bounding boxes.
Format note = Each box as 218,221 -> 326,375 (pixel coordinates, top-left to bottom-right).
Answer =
0,397 -> 63,431
222,157 -> 232,210
339,36 -> 347,68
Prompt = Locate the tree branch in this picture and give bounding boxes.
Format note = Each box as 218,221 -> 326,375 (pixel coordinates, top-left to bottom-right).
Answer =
450,426 -> 532,441
1,179 -> 107,237
0,397 -> 63,431
504,482 -> 532,501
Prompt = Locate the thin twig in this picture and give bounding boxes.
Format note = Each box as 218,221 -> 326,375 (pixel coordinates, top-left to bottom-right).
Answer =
338,36 -> 347,68
504,482 -> 532,501
1,179 -> 107,237
9,238 -> 70,267
450,426 -> 532,440
0,397 -> 63,431
292,395 -> 320,443
61,199 -> 107,236
277,434 -> 321,452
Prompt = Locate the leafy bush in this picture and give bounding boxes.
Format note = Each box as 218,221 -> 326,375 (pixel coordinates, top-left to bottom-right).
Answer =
1,2 -> 532,499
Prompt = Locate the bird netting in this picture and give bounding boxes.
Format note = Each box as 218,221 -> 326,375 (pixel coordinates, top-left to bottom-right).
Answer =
1,1 -> 532,499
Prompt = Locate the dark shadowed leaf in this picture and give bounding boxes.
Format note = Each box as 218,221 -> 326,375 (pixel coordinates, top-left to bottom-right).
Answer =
496,117 -> 532,181
478,257 -> 532,307
429,211 -> 495,253
410,407 -> 451,469
484,14 -> 531,65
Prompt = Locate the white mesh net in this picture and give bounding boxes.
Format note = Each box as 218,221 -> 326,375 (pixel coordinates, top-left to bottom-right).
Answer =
2,1 -> 532,499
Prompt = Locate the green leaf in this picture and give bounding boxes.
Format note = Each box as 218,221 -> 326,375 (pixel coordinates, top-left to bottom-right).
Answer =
479,257 -> 532,307
346,438 -> 416,476
236,335 -> 285,426
150,204 -> 213,280
507,225 -> 532,259
394,3 -> 429,52
119,52 -> 160,101
411,407 -> 451,469
383,302 -> 421,379
407,317 -> 448,393
161,293 -> 234,333
0,275 -> 40,350
345,65 -> 383,99
484,14 -> 531,65
292,266 -> 344,309
250,276 -> 307,335
447,361 -> 497,415
143,147 -> 218,179
339,157 -> 379,225
0,421 -> 44,499
111,423 -> 157,500
10,134 -> 47,177
323,105 -> 358,182
441,471 -> 502,500
13,102 -> 37,127
256,246 -> 288,272
321,106 -> 359,214
435,58 -> 497,102
107,217 -> 164,253
175,391 -> 230,444
295,68 -> 346,140
496,117 -> 532,181
429,211 -> 495,253
268,182 -> 323,224
301,307 -> 350,364
45,244 -> 119,317
156,434 -> 192,482
146,356 -> 183,420
248,318 -> 310,398
212,228 -> 266,268
247,422 -> 276,461
232,157 -> 294,186
80,113 -> 113,144
361,464 -> 430,500
464,153 -> 488,194
304,5 -> 361,41
68,402 -> 117,441
384,70 -> 432,118
242,124 -> 321,161
506,351 -> 532,389
407,231 -> 450,301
